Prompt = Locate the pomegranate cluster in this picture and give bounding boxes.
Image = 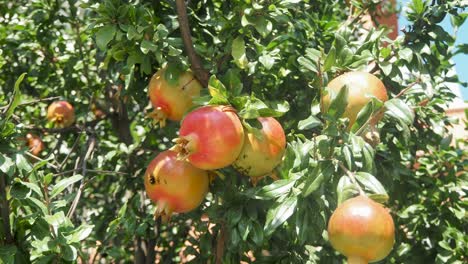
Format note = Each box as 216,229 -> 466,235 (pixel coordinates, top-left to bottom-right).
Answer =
144,68 -> 287,220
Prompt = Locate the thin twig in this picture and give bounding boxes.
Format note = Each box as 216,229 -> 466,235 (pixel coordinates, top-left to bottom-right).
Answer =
337,162 -> 365,196
59,134 -> 83,170
175,0 -> 209,86
24,152 -> 59,170
67,135 -> 97,218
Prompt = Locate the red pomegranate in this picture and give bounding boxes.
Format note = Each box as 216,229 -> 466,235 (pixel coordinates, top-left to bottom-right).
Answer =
171,105 -> 244,170
233,117 -> 286,178
148,68 -> 202,127
321,72 -> 388,130
327,195 -> 395,264
144,150 -> 209,221
26,133 -> 45,156
47,100 -> 75,128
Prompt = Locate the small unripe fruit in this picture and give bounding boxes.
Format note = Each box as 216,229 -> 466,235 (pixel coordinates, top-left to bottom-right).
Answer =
328,195 -> 395,263
47,101 -> 75,128
144,150 -> 209,221
233,117 -> 286,178
321,72 -> 388,129
148,68 -> 202,127
171,105 -> 245,170
26,133 -> 45,156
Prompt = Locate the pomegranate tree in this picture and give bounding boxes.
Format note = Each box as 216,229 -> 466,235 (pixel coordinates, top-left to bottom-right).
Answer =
327,195 -> 395,264
144,150 -> 209,221
148,68 -> 202,127
233,117 -> 286,178
171,105 -> 244,170
47,100 -> 75,128
321,72 -> 388,129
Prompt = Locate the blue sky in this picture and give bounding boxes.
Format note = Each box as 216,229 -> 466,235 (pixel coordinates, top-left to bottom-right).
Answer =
398,0 -> 467,100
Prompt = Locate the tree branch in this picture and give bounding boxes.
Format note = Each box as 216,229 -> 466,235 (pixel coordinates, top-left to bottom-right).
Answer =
175,0 -> 209,87
67,135 -> 97,218
215,222 -> 227,264
0,173 -> 14,244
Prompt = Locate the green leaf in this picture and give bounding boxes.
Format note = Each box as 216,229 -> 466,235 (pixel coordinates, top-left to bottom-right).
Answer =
251,221 -> 264,246
0,245 -> 17,264
385,99 -> 415,125
264,196 -> 297,235
259,53 -> 275,70
44,211 -> 73,232
221,69 -> 243,96
256,179 -> 296,200
323,46 -> 336,72
62,244 -> 77,261
302,164 -> 329,197
27,197 -> 48,215
350,99 -> 378,132
337,176 -> 358,205
96,25 -> 116,50
4,73 -> 26,120
232,37 -> 248,69
238,96 -> 289,119
298,115 -> 322,130
325,84 -> 349,119
354,172 -> 388,199
253,17 -> 272,37
67,224 -> 94,243
10,181 -> 31,199
140,40 -> 157,54
0,154 -> 15,176
50,175 -> 83,199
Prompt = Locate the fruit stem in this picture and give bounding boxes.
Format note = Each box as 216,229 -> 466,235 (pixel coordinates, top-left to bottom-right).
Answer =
347,256 -> 367,264
337,161 -> 365,196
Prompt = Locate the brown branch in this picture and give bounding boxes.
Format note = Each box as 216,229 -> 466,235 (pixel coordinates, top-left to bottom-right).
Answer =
215,222 -> 227,264
175,0 -> 209,87
66,135 -> 97,218
0,173 -> 14,244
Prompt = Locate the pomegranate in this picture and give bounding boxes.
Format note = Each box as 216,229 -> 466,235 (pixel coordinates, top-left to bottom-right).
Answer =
328,195 -> 395,264
321,72 -> 388,129
171,105 -> 244,170
47,100 -> 75,128
233,117 -> 286,178
26,133 -> 45,156
144,150 -> 209,221
148,68 -> 202,127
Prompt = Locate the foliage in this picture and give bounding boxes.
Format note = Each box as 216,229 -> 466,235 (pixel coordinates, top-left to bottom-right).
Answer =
0,0 -> 467,263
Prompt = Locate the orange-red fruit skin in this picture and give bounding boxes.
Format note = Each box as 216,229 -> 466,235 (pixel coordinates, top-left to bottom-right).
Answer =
327,196 -> 395,263
148,69 -> 202,121
144,150 -> 209,213
321,72 -> 388,128
233,117 -> 286,178
179,105 -> 244,170
26,133 -> 45,156
47,101 -> 75,128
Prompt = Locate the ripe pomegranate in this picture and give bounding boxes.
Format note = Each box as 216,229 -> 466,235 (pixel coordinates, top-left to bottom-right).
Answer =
328,195 -> 395,264
26,133 -> 45,156
171,105 -> 244,170
321,72 -> 388,129
148,68 -> 202,127
47,100 -> 75,128
144,150 -> 209,221
233,117 -> 286,178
